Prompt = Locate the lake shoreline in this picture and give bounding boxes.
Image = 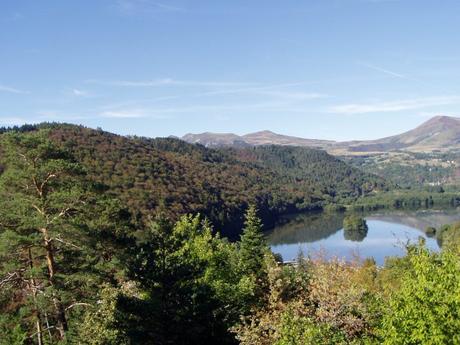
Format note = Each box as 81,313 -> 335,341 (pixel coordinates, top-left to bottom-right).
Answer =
268,207 -> 460,265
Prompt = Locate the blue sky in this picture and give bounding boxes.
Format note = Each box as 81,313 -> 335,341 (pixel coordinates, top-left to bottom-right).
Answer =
1,0 -> 460,140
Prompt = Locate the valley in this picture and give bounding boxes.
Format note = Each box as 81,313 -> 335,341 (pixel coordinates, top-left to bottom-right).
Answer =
1,121 -> 460,344
4,1 -> 460,343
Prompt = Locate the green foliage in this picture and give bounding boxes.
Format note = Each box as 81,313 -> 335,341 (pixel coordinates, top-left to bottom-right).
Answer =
234,145 -> 388,202
237,205 -> 271,310
324,204 -> 346,213
240,205 -> 267,276
234,257 -> 382,345
343,215 -> 368,242
344,151 -> 460,188
0,130 -> 131,342
275,309 -> 347,345
0,314 -> 27,345
120,214 -> 265,344
77,286 -> 130,345
437,222 -> 460,249
3,125 -> 460,344
380,244 -> 460,344
1,124 -> 388,237
426,226 -> 437,237
352,188 -> 460,212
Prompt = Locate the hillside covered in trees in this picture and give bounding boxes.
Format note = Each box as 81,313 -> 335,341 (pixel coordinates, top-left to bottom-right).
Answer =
0,124 -> 389,236
344,151 -> 460,188
1,129 -> 460,344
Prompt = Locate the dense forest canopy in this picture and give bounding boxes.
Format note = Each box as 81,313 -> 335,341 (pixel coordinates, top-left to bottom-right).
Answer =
0,123 -> 389,236
344,151 -> 460,188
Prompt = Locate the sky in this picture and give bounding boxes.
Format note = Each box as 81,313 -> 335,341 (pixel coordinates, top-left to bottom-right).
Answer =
1,0 -> 460,141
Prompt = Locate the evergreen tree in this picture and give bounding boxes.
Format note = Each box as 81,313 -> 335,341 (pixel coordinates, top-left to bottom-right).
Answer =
0,130 -> 130,343
239,204 -> 267,276
238,204 -> 270,308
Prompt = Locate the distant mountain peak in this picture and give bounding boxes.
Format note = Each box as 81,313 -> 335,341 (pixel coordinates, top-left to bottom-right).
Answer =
341,115 -> 460,153
422,115 -> 460,127
181,116 -> 460,153
249,130 -> 277,135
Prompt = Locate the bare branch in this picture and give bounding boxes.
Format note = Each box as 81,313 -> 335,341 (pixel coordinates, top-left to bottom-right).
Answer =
40,173 -> 58,192
32,176 -> 42,197
0,271 -> 22,287
65,302 -> 92,311
29,326 -> 56,339
53,236 -> 83,250
32,204 -> 45,216
48,207 -> 72,225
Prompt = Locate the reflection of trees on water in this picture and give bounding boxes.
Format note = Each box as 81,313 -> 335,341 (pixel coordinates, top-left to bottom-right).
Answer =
343,222 -> 368,242
267,212 -> 345,245
267,208 -> 460,247
366,208 -> 460,234
343,216 -> 369,242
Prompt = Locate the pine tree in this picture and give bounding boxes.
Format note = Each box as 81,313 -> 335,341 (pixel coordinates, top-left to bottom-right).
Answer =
239,204 -> 267,277
0,130 -> 130,342
237,204 -> 271,311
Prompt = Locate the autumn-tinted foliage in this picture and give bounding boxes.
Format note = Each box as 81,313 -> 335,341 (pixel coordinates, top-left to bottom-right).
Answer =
2,126 -> 460,345
0,124 -> 388,236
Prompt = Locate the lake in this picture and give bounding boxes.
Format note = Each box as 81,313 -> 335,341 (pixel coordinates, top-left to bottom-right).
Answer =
268,208 -> 460,265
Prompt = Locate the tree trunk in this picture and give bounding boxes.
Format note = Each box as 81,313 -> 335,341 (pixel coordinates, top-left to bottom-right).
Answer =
28,248 -> 43,345
41,228 -> 68,339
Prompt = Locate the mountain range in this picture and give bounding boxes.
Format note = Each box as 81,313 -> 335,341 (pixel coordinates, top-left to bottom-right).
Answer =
182,116 -> 460,154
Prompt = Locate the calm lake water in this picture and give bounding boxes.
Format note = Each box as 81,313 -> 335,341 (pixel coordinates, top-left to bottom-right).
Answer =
268,208 -> 460,265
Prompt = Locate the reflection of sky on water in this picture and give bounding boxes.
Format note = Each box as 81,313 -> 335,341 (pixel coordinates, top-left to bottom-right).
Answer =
270,219 -> 440,266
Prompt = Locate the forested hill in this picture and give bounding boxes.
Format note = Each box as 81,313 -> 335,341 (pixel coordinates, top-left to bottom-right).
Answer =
0,124 -> 389,236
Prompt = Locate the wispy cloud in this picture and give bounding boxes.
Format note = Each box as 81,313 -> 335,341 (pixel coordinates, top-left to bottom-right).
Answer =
87,79 -> 327,118
359,62 -> 408,79
86,79 -> 326,100
0,84 -> 27,94
100,109 -> 171,119
358,61 -> 447,92
97,100 -> 318,118
87,78 -> 328,99
253,91 -> 327,100
328,96 -> 460,114
193,81 -> 317,97
72,89 -> 90,97
115,0 -> 186,15
34,112 -> 82,122
86,78 -> 253,88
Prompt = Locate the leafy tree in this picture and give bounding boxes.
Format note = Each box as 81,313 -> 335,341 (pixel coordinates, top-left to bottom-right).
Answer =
380,244 -> 460,344
437,222 -> 460,249
77,285 -> 130,345
124,214 -> 232,344
234,256 -> 381,345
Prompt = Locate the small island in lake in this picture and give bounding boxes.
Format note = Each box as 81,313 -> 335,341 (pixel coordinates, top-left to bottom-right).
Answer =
343,215 -> 369,242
